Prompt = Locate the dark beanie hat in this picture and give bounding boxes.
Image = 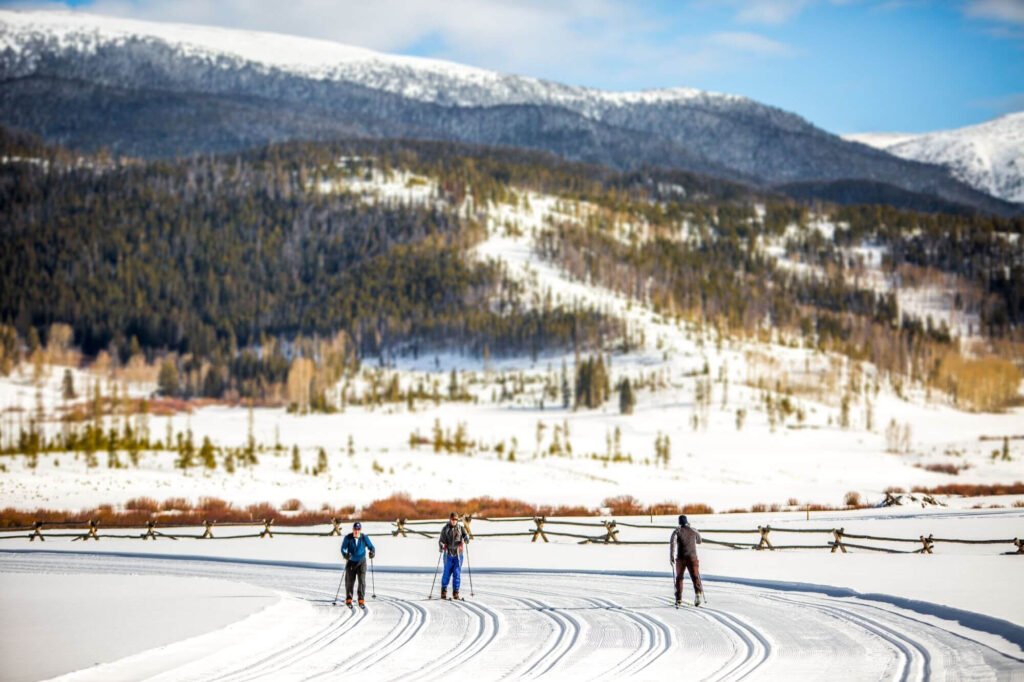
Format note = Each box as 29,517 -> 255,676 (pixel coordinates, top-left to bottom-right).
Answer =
678,515 -> 688,526
449,512 -> 458,519
353,522 -> 362,530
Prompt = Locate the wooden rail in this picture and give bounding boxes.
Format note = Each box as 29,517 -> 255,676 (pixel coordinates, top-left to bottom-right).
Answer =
0,516 -> 1019,555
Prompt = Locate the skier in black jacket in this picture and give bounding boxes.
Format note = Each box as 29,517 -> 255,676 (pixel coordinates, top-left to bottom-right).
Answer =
438,512 -> 469,600
670,515 -> 704,607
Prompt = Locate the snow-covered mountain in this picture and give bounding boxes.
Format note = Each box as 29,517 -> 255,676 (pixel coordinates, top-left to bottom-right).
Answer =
845,113 -> 1024,204
0,9 -> 1017,215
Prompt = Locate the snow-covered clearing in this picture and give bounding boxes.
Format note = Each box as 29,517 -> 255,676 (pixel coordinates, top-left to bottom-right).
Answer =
2,510 -> 1022,680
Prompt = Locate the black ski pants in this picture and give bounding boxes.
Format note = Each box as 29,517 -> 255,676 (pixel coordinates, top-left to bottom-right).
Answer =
674,556 -> 702,599
345,559 -> 367,600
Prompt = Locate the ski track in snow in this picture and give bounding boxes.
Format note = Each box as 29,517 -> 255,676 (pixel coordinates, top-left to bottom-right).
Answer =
4,553 -> 1022,681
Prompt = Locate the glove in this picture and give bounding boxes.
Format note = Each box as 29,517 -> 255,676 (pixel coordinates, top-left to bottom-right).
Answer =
342,553 -> 349,560
369,551 -> 375,559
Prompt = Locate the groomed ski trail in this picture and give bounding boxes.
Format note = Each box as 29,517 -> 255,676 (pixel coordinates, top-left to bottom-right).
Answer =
3,552 -> 1021,681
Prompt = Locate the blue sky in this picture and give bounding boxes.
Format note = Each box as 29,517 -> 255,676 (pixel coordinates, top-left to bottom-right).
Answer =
5,0 -> 1023,133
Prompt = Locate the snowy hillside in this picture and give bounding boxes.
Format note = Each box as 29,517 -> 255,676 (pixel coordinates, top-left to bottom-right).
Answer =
2,161 -> 1021,515
0,10 -> 764,118
846,113 -> 1024,204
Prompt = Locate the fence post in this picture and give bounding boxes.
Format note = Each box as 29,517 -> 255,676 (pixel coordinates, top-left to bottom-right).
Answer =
259,518 -> 274,539
601,520 -> 620,544
756,525 -> 773,550
329,518 -> 343,536
462,514 -> 474,539
831,528 -> 847,554
73,519 -> 100,542
142,520 -> 158,540
392,518 -> 408,537
201,520 -> 215,539
29,521 -> 44,542
918,534 -> 934,554
531,516 -> 549,543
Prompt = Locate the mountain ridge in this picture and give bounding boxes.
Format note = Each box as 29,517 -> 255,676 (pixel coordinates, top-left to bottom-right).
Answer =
845,112 -> 1024,205
1,9 -> 1018,216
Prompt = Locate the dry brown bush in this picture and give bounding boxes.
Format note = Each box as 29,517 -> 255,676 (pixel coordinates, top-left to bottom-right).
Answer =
602,495 -> 644,516
916,463 -> 968,475
911,481 -> 1024,496
198,497 -> 232,513
280,498 -> 304,512
160,497 -> 190,511
125,497 -> 159,512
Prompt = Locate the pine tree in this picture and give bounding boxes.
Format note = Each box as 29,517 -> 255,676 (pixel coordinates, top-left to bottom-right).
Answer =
107,428 -> 121,468
448,369 -> 460,400
316,447 -> 329,474
158,360 -> 179,397
291,445 -> 302,472
561,360 -> 571,409
244,401 -> 257,465
618,378 -> 636,415
176,430 -> 195,469
62,369 -> 76,401
839,394 -> 851,430
200,436 -> 216,470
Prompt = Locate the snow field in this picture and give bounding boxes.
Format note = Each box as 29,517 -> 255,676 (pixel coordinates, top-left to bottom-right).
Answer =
0,571 -> 278,682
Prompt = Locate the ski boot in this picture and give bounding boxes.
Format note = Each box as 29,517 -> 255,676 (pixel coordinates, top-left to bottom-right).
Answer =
453,590 -> 460,601
440,588 -> 447,600
675,597 -> 682,608
345,598 -> 353,608
358,598 -> 366,608
694,592 -> 704,607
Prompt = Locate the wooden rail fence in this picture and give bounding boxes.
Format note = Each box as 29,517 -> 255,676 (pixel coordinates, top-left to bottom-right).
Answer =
1,516 -> 1020,555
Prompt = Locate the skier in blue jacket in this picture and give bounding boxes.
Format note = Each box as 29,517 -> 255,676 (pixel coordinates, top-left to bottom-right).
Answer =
438,512 -> 469,600
341,522 -> 376,607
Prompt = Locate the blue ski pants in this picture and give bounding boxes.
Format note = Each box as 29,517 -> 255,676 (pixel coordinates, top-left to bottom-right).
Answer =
441,552 -> 463,592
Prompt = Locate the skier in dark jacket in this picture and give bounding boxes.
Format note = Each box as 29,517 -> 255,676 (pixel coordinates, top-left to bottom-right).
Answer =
341,521 -> 376,607
438,512 -> 469,600
670,515 -> 704,607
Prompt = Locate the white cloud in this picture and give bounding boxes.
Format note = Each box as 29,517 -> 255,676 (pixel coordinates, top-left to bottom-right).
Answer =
703,0 -> 868,25
964,0 -> 1024,24
707,31 -> 797,55
732,0 -> 817,24
3,0 -> 798,89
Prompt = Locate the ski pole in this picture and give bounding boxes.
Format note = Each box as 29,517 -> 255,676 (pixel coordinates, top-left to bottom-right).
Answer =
333,564 -> 346,605
370,555 -> 377,599
465,543 -> 475,597
428,550 -> 442,599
